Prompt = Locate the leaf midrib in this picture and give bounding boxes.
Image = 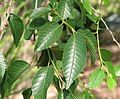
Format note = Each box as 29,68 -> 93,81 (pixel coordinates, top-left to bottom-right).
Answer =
38,25 -> 60,48
68,35 -> 76,85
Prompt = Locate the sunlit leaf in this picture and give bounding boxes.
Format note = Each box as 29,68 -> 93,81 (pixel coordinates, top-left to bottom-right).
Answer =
88,68 -> 105,89
35,22 -> 63,51
83,0 -> 92,14
105,61 -> 116,79
32,66 -> 54,99
57,0 -> 74,19
114,65 -> 120,76
62,33 -> 87,89
0,52 -> 7,83
107,76 -> 117,90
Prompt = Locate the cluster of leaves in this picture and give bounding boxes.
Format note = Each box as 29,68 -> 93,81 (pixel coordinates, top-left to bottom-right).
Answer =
0,0 -> 120,99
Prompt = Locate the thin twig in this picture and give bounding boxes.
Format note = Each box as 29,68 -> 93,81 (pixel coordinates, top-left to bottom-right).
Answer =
101,18 -> 120,48
92,7 -> 120,48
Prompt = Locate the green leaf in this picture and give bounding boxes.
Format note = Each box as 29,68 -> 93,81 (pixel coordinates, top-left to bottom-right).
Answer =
0,72 -> 10,97
23,27 -> 33,40
28,18 -> 46,30
7,60 -> 29,85
56,60 -> 62,71
57,0 -> 74,19
107,76 -> 117,90
8,13 -> 24,47
100,49 -> 112,61
77,29 -> 97,47
82,91 -> 93,99
103,0 -> 109,6
72,90 -> 82,99
57,91 -> 64,99
86,14 -> 98,23
114,65 -> 120,76
30,6 -> 51,19
78,29 -> 97,64
35,22 -> 63,51
62,33 -> 87,89
105,61 -> 116,79
83,0 -> 92,15
69,8 -> 80,19
57,90 -> 82,99
86,38 -> 96,64
0,52 -> 7,83
88,68 -> 105,89
32,66 -> 54,99
22,88 -> 32,99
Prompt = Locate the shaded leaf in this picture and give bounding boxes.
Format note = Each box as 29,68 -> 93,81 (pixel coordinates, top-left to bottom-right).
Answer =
77,29 -> 97,47
57,0 -> 74,19
23,27 -> 33,40
0,52 -> 7,83
78,29 -> 97,64
107,76 -> 117,90
7,60 -> 29,85
0,71 -> 10,97
83,0 -> 92,14
62,33 -> 87,89
32,66 -> 54,99
28,18 -> 46,30
88,68 -> 105,89
35,22 -> 63,51
100,49 -> 112,61
30,6 -> 51,19
8,13 -> 24,47
22,88 -> 32,99
86,39 -> 96,64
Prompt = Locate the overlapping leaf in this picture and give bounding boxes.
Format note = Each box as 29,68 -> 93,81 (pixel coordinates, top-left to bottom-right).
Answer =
57,0 -> 74,19
78,29 -> 97,64
100,49 -> 112,61
7,60 -> 29,85
32,66 -> 54,99
88,68 -> 105,89
62,33 -> 87,89
57,90 -> 82,99
22,88 -> 32,99
30,6 -> 51,19
8,13 -> 24,47
0,60 -> 29,97
35,22 -> 63,51
0,52 -> 7,83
